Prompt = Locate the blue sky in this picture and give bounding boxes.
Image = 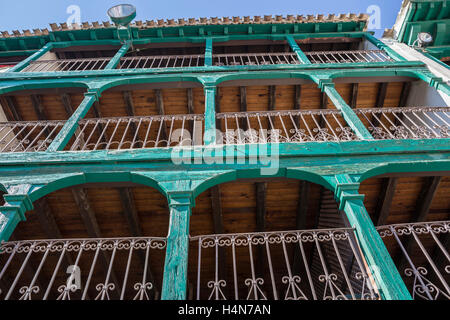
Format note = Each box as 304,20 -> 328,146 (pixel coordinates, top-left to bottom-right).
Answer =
0,0 -> 403,37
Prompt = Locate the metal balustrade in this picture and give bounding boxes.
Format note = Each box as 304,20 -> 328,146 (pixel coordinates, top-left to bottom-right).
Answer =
0,120 -> 65,152
190,228 -> 380,300
377,221 -> 450,300
118,55 -> 205,69
16,50 -> 394,72
213,52 -> 300,66
21,58 -> 111,72
0,107 -> 448,154
216,109 -> 359,144
0,237 -> 166,300
355,107 -> 450,140
304,50 -> 394,64
70,114 -> 204,151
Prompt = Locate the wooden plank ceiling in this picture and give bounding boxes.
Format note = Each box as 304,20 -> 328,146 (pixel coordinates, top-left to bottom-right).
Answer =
0,81 -> 409,123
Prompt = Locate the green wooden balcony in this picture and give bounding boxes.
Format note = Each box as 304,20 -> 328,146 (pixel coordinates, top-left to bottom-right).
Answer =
0,107 -> 448,153
16,49 -> 395,73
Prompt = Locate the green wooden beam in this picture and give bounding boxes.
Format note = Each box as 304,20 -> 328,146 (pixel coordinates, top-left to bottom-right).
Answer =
364,33 -> 406,62
161,191 -> 193,300
104,41 -> 131,70
47,91 -> 98,151
286,35 -> 311,64
319,81 -> 374,140
8,43 -> 53,72
204,85 -> 217,145
205,38 -> 213,67
333,174 -> 412,300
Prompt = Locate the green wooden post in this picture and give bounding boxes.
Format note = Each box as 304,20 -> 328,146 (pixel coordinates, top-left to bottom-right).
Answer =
161,191 -> 193,300
286,35 -> 311,64
104,41 -> 132,70
318,79 -> 374,140
47,90 -> 99,151
205,38 -> 213,67
364,33 -> 406,62
0,194 -> 33,242
8,43 -> 53,72
204,84 -> 217,145
333,174 -> 412,300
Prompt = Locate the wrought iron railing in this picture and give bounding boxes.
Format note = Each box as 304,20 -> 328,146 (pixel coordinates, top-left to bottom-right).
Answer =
213,52 -> 300,66
190,228 -> 380,300
21,58 -> 111,72
216,109 -> 359,144
0,120 -> 65,152
304,50 -> 394,64
355,107 -> 450,140
118,55 -> 205,69
70,114 -> 205,151
377,221 -> 450,300
0,236 -> 167,300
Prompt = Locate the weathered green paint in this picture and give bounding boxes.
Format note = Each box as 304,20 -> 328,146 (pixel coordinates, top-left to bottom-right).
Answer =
0,192 -> 33,242
203,85 -> 216,145
104,41 -> 131,70
205,38 -> 213,67
47,92 -> 98,151
332,174 -> 413,300
286,35 -> 311,64
161,189 -> 194,300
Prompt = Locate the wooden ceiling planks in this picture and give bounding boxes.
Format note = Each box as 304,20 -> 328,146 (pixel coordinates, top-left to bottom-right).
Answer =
0,81 -> 409,124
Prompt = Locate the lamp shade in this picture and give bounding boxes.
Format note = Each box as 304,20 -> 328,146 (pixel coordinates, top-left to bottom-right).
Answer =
107,4 -> 136,27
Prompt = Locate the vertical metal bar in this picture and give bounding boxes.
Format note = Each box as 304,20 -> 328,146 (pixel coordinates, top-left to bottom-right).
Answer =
43,241 -> 67,300
196,238 -> 202,300
390,227 -> 434,300
120,239 -> 134,300
329,232 -> 356,299
264,235 -> 279,300
297,234 -> 317,300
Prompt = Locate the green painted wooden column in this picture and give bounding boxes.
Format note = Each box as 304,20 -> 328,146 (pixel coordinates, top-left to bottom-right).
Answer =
204,84 -> 217,145
8,42 -> 53,72
318,79 -> 374,140
205,38 -> 213,67
161,191 -> 194,300
47,89 -> 99,152
286,35 -> 311,64
104,41 -> 132,70
332,174 -> 412,300
0,193 -> 33,242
